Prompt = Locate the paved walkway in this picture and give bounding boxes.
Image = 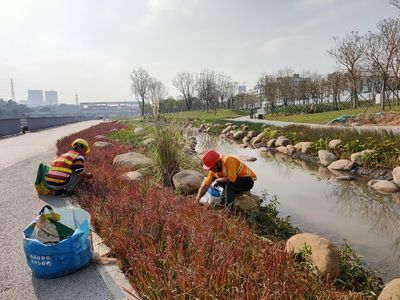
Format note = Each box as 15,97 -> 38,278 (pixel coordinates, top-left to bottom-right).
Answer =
233,115 -> 400,133
0,121 -> 130,300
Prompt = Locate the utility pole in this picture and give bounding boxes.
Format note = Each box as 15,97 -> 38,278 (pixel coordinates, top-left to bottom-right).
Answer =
10,78 -> 15,101
75,93 -> 79,105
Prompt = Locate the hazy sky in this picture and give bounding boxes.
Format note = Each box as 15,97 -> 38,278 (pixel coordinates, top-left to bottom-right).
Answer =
0,0 -> 398,103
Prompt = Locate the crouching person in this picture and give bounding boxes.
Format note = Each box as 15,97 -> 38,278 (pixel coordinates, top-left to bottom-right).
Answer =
45,138 -> 93,195
195,149 -> 257,209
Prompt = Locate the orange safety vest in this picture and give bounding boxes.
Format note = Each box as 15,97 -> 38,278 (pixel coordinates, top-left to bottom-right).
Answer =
45,150 -> 80,184
220,155 -> 257,180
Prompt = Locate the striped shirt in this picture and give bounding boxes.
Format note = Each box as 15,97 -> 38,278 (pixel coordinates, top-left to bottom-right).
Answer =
45,150 -> 85,187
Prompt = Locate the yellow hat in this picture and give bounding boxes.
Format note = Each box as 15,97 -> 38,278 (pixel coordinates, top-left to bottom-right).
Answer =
71,138 -> 90,154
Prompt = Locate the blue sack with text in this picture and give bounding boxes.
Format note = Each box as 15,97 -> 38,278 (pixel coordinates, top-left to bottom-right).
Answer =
23,206 -> 92,279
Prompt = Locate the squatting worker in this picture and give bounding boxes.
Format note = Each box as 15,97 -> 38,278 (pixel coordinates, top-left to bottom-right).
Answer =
195,149 -> 257,207
45,138 -> 93,195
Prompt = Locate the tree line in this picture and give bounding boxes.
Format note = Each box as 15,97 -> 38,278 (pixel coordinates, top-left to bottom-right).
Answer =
131,2 -> 400,116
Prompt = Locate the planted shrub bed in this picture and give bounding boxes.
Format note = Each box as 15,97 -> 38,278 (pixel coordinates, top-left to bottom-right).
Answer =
55,122 -> 360,299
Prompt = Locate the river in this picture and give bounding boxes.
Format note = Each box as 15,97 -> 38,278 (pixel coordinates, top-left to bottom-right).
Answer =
195,133 -> 400,282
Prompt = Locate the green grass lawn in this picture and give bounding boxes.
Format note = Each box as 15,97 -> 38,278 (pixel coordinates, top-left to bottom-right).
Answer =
266,105 -> 400,124
164,109 -> 247,121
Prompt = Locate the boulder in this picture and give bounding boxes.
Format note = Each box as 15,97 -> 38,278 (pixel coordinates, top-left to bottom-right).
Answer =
258,147 -> 268,152
378,278 -> 400,300
286,233 -> 341,278
318,150 -> 337,167
267,139 -> 276,148
393,167 -> 400,185
246,131 -> 257,139
275,136 -> 290,147
328,139 -> 341,149
225,122 -> 232,126
295,142 -> 313,153
172,170 -> 205,194
294,142 -> 304,151
134,127 -> 145,135
301,142 -> 313,153
276,146 -> 289,155
368,180 -> 399,194
327,159 -> 354,171
113,152 -> 154,170
232,130 -> 246,140
123,171 -> 143,181
143,138 -> 155,146
350,150 -> 374,165
242,136 -> 251,144
238,155 -> 257,162
251,132 -> 265,146
94,135 -> 108,140
232,125 -> 238,130
239,144 -> 248,148
287,145 -> 295,154
93,141 -> 113,148
234,194 -> 258,211
242,125 -> 249,131
109,129 -> 118,133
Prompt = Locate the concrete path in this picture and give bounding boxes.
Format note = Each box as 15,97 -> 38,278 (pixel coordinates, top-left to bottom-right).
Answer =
0,121 -> 130,300
233,115 -> 400,133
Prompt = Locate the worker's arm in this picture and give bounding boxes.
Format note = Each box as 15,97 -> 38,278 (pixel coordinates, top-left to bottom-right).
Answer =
196,171 -> 213,201
195,183 -> 210,202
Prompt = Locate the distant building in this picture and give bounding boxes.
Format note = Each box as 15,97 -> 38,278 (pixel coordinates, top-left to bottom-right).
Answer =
27,90 -> 44,107
45,91 -> 58,106
80,101 -> 139,117
238,85 -> 247,94
19,100 -> 27,105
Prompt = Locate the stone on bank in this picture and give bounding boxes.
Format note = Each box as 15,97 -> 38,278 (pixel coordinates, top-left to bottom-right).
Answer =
286,233 -> 341,278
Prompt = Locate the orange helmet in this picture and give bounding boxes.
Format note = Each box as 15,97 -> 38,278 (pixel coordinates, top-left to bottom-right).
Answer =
201,149 -> 220,170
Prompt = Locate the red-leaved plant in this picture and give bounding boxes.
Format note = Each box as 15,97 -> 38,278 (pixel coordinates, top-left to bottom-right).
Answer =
56,122 -> 357,299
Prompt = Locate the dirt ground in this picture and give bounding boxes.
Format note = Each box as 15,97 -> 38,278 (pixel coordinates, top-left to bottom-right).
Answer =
342,112 -> 400,126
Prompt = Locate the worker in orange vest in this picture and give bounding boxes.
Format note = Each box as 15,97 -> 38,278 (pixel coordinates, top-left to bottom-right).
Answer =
196,149 -> 257,208
45,138 -> 93,195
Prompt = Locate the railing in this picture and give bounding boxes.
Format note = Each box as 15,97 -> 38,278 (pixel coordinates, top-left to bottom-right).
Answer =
0,118 -> 21,137
0,116 -> 96,137
26,116 -> 95,130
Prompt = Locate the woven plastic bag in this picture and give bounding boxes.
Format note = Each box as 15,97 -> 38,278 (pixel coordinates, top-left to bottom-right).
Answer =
23,205 -> 92,278
34,163 -> 54,195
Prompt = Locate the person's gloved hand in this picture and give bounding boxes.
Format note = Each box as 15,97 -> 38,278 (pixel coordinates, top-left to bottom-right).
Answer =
211,180 -> 218,188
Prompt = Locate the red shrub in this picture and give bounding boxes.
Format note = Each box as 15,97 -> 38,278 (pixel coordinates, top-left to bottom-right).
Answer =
56,123 -> 355,300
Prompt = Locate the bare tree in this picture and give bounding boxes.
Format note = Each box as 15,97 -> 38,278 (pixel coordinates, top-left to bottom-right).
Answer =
276,68 -> 294,115
327,71 -> 345,110
172,72 -> 196,111
149,78 -> 167,118
196,70 -> 218,111
391,0 -> 400,9
216,73 -> 233,108
130,68 -> 151,117
258,74 -> 278,114
365,18 -> 400,110
328,31 -> 366,108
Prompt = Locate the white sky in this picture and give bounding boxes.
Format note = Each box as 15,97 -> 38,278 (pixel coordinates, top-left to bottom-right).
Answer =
0,0 -> 398,103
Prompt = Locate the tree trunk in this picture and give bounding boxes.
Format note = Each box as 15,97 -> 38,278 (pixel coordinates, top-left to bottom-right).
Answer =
380,80 -> 386,111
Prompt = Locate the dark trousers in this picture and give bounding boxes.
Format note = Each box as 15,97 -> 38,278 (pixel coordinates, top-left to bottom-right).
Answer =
217,177 -> 254,207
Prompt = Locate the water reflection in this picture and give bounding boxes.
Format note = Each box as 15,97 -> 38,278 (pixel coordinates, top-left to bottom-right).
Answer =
195,133 -> 400,281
